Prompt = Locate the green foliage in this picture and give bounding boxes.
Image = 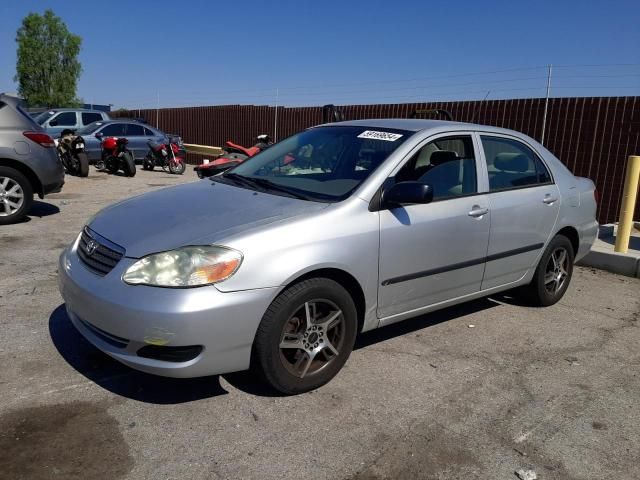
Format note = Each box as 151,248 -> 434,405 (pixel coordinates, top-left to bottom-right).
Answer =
14,10 -> 82,108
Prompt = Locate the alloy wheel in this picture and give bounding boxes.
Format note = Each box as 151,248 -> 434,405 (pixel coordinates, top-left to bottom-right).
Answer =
544,247 -> 569,295
0,176 -> 24,217
279,299 -> 345,378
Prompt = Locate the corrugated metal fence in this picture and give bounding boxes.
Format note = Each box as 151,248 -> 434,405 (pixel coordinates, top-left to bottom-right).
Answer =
115,96 -> 639,223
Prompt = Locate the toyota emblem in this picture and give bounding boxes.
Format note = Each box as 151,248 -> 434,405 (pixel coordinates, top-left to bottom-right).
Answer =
86,240 -> 98,256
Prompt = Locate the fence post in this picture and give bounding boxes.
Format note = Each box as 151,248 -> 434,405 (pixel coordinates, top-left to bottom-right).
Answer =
614,155 -> 640,253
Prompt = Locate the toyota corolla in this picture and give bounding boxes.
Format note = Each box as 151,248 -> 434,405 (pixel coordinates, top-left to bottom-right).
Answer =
58,119 -> 598,394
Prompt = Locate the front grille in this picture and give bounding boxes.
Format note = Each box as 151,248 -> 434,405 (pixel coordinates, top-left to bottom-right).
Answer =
77,227 -> 125,276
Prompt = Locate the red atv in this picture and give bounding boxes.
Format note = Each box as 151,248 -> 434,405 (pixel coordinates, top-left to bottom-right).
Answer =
194,134 -> 272,178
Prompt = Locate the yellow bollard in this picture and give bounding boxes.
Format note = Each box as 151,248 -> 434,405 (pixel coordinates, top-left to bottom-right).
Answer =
614,155 -> 640,253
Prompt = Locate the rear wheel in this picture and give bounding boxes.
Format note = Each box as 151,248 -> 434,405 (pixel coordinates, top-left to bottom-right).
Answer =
143,155 -> 154,171
122,152 -> 136,177
0,167 -> 33,225
252,278 -> 357,394
519,234 -> 574,306
76,152 -> 89,177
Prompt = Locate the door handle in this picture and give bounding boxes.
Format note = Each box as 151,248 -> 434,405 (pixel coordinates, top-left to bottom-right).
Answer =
468,206 -> 489,218
543,194 -> 558,205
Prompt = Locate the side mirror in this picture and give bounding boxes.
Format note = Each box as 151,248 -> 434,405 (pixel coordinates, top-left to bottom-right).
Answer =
49,120 -> 58,127
95,132 -> 103,139
383,181 -> 433,207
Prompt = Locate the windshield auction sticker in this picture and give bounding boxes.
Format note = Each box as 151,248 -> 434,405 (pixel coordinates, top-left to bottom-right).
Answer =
357,130 -> 403,141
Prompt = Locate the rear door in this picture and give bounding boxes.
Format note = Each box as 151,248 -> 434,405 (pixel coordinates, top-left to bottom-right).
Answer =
479,134 -> 560,289
81,112 -> 103,128
377,133 -> 491,320
124,123 -> 147,160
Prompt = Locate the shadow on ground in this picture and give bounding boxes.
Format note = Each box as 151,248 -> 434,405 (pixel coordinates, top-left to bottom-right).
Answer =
28,201 -> 60,219
50,297 -> 501,402
49,305 -> 228,404
600,234 -> 640,250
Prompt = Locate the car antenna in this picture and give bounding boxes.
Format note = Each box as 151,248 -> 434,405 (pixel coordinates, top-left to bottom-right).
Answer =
469,90 -> 491,123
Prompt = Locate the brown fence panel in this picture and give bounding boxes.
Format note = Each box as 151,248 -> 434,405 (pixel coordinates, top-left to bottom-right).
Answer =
113,96 -> 640,223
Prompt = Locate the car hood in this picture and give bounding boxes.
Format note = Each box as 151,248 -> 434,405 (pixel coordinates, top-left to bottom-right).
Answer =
88,180 -> 328,258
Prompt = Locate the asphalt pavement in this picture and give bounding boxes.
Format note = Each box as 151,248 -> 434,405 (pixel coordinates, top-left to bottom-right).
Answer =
1,168 -> 638,480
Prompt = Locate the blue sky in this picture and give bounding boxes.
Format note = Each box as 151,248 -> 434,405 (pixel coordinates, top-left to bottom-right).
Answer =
1,0 -> 638,108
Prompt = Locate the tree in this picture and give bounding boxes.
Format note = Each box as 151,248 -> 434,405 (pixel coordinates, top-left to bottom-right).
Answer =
15,10 -> 82,107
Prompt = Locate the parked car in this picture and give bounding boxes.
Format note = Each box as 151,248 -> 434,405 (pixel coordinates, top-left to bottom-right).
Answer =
58,119 -> 598,394
0,94 -> 64,224
34,109 -> 111,136
76,120 -> 176,162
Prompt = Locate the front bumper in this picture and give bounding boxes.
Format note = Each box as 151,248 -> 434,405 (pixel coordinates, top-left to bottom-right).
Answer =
57,241 -> 278,378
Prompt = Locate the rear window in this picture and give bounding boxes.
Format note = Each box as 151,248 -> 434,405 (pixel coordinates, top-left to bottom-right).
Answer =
82,112 -> 103,125
16,105 -> 40,127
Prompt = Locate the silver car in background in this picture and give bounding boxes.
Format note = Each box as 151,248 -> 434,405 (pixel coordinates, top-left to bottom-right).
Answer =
58,119 -> 598,394
0,94 -> 64,224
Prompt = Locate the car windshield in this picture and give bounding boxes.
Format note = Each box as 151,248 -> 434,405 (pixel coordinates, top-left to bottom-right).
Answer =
34,111 -> 55,125
77,121 -> 105,134
224,126 -> 412,202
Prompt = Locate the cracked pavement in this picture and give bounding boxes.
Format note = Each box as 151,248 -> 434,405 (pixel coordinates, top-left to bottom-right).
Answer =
1,170 -> 639,479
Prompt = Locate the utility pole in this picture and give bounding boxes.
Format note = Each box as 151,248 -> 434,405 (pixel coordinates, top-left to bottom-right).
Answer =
156,90 -> 160,128
274,88 -> 279,142
540,64 -> 552,146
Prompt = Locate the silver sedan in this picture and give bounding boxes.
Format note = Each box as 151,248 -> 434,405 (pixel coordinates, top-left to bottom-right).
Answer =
58,119 -> 598,394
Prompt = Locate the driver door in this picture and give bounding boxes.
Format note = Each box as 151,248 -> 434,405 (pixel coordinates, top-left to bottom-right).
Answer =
377,133 -> 490,320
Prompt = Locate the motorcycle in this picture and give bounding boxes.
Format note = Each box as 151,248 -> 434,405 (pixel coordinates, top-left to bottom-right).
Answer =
143,135 -> 186,174
194,134 -> 272,179
97,137 -> 136,177
56,129 -> 89,177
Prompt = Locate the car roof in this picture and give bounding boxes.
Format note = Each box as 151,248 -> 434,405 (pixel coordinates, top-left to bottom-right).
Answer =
320,118 -> 523,137
44,108 -> 105,113
95,119 -> 149,125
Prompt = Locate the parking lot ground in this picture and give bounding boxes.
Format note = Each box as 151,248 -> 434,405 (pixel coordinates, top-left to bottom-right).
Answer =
1,169 -> 639,480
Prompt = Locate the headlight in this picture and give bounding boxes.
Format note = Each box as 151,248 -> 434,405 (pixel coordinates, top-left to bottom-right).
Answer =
123,246 -> 242,287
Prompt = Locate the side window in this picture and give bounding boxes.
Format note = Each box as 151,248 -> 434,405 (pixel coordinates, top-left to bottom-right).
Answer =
125,124 -> 144,136
395,135 -> 478,201
51,111 -> 76,126
480,136 -> 552,191
100,124 -> 126,137
143,127 -> 156,136
81,112 -> 102,125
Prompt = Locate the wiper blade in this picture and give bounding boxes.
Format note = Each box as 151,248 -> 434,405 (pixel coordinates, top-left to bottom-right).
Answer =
223,172 -> 262,189
251,178 -> 312,200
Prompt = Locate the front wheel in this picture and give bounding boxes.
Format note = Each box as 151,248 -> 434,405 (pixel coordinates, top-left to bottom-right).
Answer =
519,234 -> 574,306
252,278 -> 358,394
169,160 -> 186,175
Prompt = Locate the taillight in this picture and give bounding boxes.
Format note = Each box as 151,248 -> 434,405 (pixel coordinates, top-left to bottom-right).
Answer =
23,131 -> 55,148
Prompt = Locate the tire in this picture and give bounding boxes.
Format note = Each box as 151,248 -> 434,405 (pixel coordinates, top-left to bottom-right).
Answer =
252,278 -> 358,394
0,166 -> 34,225
107,160 -> 119,174
519,235 -> 574,307
76,152 -> 89,177
122,152 -> 136,177
169,160 -> 186,175
143,156 -> 154,171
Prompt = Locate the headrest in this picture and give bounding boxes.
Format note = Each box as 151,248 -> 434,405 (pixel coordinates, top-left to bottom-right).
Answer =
494,153 -> 529,172
430,150 -> 458,166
